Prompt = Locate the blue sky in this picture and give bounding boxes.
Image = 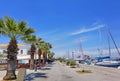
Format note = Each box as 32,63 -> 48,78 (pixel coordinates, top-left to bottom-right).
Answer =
0,0 -> 120,58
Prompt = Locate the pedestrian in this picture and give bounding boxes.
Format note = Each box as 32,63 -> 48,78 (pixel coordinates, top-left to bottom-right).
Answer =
34,64 -> 37,71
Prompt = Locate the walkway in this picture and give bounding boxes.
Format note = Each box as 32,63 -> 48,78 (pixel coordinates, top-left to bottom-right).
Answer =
0,61 -> 120,81
25,61 -> 120,81
25,61 -> 80,81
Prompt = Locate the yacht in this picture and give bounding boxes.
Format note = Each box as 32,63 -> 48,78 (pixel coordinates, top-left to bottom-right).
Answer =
95,58 -> 120,68
95,28 -> 120,68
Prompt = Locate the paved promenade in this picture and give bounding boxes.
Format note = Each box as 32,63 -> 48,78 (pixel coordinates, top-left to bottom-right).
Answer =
25,62 -> 81,81
0,61 -> 120,81
25,62 -> 120,81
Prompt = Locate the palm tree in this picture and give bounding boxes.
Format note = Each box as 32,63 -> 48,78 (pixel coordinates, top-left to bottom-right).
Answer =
0,16 -> 35,80
36,38 -> 43,66
47,51 -> 55,63
36,41 -> 52,64
22,35 -> 37,70
48,51 -> 55,59
42,42 -> 52,64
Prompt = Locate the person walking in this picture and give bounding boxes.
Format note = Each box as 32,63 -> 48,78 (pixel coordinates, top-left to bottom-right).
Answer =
34,64 -> 37,72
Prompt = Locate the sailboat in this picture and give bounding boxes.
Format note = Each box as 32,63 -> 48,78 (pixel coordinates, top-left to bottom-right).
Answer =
95,28 -> 120,68
77,39 -> 91,65
95,58 -> 120,67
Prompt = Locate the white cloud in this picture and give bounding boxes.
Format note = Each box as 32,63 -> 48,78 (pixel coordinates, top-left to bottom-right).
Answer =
74,37 -> 89,43
70,24 -> 105,35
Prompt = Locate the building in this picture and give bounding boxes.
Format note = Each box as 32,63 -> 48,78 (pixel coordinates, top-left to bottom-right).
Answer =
0,44 -> 30,64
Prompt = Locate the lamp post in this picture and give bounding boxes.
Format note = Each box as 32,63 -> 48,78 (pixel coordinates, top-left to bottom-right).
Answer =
72,52 -> 74,60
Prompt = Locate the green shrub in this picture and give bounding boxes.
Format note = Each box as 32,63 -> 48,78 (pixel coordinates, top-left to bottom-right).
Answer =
66,60 -> 70,65
65,60 -> 76,67
77,70 -> 92,73
58,58 -> 65,62
70,60 -> 76,66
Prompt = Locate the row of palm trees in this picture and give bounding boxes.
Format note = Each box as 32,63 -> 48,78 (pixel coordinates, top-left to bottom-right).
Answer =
0,16 -> 54,80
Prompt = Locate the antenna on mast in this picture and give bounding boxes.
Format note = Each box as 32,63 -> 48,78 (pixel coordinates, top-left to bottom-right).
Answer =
79,39 -> 85,60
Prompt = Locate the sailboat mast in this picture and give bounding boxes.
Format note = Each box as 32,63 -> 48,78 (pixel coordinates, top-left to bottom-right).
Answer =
98,29 -> 103,57
79,39 -> 85,60
108,29 -> 120,56
107,29 -> 111,57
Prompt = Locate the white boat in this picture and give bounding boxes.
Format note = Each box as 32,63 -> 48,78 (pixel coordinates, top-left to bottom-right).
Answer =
118,66 -> 120,69
95,28 -> 120,68
95,58 -> 120,68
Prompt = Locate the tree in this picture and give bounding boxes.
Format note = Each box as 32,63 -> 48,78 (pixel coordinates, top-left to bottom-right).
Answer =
48,51 -> 55,59
22,35 -> 37,70
0,54 -> 4,58
0,16 -> 35,80
47,51 -> 55,63
42,42 -> 52,64
36,38 -> 43,65
36,41 -> 52,64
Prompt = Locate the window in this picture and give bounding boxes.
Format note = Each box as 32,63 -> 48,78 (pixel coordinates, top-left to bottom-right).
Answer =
3,50 -> 7,54
27,50 -> 30,55
20,50 -> 23,54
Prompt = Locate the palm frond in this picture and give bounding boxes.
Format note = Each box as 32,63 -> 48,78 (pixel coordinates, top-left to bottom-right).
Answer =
5,16 -> 16,31
0,19 -> 5,28
0,16 -> 36,39
22,35 -> 37,44
17,21 -> 27,31
24,28 -> 35,35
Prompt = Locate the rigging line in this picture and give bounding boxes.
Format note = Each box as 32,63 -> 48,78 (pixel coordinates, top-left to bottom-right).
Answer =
106,27 -> 111,57
98,28 -> 103,56
79,39 -> 84,60
108,29 -> 120,56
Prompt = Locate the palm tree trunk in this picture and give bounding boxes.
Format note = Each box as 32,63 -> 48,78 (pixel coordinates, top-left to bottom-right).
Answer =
3,60 -> 16,80
45,53 -> 47,63
43,52 -> 47,64
3,39 -> 18,80
38,55 -> 41,64
30,54 -> 34,70
38,49 -> 42,65
45,54 -> 47,64
30,44 -> 36,70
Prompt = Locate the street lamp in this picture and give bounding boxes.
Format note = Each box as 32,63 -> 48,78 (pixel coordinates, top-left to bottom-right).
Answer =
72,52 -> 74,60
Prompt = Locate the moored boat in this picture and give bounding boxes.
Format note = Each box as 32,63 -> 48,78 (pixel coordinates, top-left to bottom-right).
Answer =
95,58 -> 120,68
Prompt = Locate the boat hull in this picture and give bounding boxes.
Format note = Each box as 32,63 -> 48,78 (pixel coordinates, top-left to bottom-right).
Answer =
95,62 -> 120,68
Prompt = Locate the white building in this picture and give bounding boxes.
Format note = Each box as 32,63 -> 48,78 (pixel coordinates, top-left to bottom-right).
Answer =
0,44 -> 30,64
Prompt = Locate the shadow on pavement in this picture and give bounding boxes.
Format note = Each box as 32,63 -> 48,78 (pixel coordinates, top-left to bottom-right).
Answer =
37,67 -> 51,70
25,62 -> 56,81
38,62 -> 56,70
40,67 -> 51,70
25,72 -> 48,81
45,62 -> 55,67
